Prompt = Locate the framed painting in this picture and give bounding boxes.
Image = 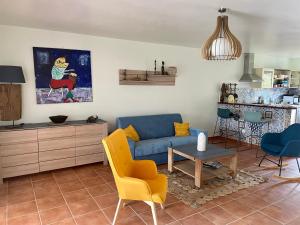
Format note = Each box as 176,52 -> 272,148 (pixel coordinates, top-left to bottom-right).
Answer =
33,47 -> 93,104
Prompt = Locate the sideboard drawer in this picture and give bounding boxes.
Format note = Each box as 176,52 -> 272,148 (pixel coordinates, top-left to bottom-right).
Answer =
76,144 -> 104,156
76,153 -> 104,165
2,153 -> 39,167
39,138 -> 75,152
2,163 -> 39,178
39,158 -> 75,172
0,130 -> 37,145
76,136 -> 103,147
39,148 -> 75,162
75,124 -> 107,136
38,126 -> 75,140
0,142 -> 38,156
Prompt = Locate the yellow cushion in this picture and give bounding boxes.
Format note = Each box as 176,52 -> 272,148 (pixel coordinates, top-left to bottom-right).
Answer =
123,125 -> 140,141
174,122 -> 190,136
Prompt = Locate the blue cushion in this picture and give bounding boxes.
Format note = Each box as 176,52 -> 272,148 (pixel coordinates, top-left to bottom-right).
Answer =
134,137 -> 172,157
261,143 -> 283,156
168,136 -> 198,147
116,114 -> 183,140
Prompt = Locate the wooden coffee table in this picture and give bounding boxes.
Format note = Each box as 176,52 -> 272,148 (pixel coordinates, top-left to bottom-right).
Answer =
168,144 -> 238,188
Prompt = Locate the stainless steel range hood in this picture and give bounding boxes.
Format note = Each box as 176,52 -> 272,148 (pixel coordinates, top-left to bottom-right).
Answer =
239,53 -> 262,82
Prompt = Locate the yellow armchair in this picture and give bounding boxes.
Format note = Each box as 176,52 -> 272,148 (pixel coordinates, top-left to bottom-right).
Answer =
102,129 -> 168,225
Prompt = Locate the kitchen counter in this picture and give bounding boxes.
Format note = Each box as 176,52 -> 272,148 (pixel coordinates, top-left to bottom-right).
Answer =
218,102 -> 299,110
217,102 -> 298,143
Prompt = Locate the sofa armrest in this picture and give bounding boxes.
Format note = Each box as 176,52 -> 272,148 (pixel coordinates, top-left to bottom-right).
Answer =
280,140 -> 300,157
127,138 -> 136,158
261,133 -> 281,146
189,128 -> 208,138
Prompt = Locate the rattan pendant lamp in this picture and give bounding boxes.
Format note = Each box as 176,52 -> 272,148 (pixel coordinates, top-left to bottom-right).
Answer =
202,8 -> 242,60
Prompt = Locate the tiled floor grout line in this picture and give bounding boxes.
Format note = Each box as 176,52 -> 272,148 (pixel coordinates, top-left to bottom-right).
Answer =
128,204 -> 148,224
5,182 -> 8,225
76,168 -> 113,224
53,171 -> 80,225
259,210 -> 285,224
30,176 -> 43,225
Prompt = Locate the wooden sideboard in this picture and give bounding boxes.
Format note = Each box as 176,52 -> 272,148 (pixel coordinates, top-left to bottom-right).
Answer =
0,120 -> 108,183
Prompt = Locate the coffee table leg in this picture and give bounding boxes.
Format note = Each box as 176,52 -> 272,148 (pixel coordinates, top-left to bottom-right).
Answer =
230,154 -> 238,178
195,159 -> 202,188
168,148 -> 174,173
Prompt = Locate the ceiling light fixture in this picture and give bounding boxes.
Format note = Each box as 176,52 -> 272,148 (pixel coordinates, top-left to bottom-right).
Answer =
202,8 -> 242,60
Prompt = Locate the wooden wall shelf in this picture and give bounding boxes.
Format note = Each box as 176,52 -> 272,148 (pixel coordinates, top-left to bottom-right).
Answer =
119,69 -> 176,86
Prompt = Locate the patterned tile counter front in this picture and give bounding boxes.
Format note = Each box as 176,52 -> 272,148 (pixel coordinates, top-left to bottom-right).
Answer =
217,102 -> 297,144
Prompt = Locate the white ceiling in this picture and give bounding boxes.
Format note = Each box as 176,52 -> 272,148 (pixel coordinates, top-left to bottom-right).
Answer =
1,0 -> 300,56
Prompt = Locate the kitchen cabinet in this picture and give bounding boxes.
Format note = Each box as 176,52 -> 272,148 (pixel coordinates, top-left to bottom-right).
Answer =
290,71 -> 300,88
252,68 -> 274,88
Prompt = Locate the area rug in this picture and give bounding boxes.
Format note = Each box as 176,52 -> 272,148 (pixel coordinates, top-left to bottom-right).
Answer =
161,166 -> 267,208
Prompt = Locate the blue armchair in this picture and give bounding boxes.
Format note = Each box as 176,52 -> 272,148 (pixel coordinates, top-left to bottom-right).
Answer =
259,123 -> 300,176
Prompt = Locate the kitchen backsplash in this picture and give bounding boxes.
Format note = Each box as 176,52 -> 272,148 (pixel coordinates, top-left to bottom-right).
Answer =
236,88 -> 289,104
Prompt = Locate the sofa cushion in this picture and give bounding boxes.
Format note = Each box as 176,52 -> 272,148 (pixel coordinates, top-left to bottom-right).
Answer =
116,114 -> 183,140
135,137 -> 172,157
168,136 -> 198,147
174,122 -> 190,136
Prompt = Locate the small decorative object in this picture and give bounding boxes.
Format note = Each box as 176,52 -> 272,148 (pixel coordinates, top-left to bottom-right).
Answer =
227,83 -> 235,103
86,115 -> 98,123
166,67 -> 177,76
233,83 -> 238,103
161,61 -> 165,75
49,115 -> 68,124
154,60 -> 157,75
220,83 -> 227,103
33,47 -> 93,104
202,8 -> 242,60
197,132 -> 207,151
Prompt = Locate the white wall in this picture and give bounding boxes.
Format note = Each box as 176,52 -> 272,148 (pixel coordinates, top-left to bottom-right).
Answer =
0,25 -> 243,134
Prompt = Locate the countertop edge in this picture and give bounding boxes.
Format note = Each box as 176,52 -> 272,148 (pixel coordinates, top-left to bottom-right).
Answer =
218,102 -> 299,110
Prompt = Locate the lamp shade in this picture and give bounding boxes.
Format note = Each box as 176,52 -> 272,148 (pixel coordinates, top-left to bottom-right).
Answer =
0,66 -> 25,83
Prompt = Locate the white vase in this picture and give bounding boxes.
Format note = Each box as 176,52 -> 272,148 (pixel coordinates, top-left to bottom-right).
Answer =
197,132 -> 207,151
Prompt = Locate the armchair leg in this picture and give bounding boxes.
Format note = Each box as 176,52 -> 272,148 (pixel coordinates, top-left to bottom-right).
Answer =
279,157 -> 283,176
145,201 -> 158,225
258,154 -> 267,167
296,158 -> 300,173
112,199 -> 123,225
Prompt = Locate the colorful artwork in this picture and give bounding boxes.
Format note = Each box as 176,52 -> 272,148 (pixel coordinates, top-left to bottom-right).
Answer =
33,47 -> 93,104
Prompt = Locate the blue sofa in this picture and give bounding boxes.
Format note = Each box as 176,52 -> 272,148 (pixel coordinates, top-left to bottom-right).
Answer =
116,113 -> 205,164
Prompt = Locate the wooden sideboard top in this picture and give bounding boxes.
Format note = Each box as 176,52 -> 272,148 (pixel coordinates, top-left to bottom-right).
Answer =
0,119 -> 107,132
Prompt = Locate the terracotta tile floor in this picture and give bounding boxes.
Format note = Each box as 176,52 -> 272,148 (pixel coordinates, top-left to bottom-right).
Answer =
1,139 -> 300,224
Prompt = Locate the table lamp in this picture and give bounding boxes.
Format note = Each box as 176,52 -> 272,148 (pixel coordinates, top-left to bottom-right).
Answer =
0,66 -> 26,126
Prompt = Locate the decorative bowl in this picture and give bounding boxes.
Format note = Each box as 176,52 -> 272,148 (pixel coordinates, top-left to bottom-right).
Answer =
49,115 -> 68,124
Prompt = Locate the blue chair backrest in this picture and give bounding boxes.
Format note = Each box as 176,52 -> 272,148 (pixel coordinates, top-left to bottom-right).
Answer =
281,123 -> 300,146
217,108 -> 232,119
244,111 -> 262,123
116,114 -> 183,140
